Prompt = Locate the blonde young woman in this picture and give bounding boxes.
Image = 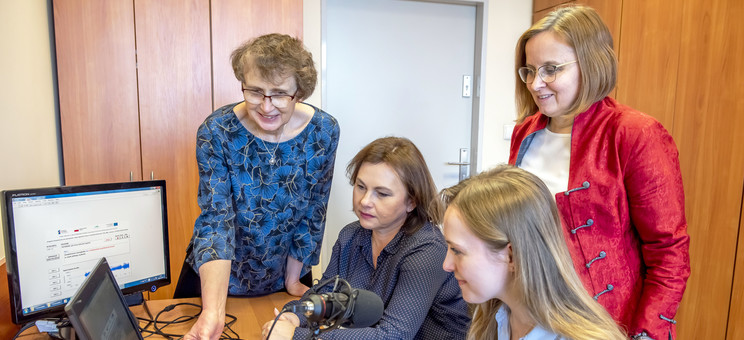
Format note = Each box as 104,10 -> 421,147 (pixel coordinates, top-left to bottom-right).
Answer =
441,165 -> 626,340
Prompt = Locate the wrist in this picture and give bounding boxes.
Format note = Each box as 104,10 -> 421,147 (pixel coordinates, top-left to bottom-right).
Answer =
201,306 -> 226,318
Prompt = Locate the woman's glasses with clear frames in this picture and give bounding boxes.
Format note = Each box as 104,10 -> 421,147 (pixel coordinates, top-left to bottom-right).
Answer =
518,60 -> 577,84
241,87 -> 297,108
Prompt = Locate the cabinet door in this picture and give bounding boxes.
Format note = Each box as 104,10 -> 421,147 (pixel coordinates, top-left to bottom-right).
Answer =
134,0 -> 213,300
672,0 -> 744,338
615,0 -> 682,129
54,0 -> 142,185
211,0 -> 303,108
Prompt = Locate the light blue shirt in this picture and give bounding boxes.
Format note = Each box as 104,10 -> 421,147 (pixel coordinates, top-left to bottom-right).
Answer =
495,305 -> 565,340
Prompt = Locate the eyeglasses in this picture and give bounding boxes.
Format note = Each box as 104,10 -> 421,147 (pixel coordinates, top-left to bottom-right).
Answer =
241,87 -> 297,108
518,60 -> 577,84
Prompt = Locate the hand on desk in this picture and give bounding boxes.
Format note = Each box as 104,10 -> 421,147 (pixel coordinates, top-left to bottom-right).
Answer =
285,280 -> 310,297
284,257 -> 310,297
262,307 -> 300,340
183,308 -> 225,340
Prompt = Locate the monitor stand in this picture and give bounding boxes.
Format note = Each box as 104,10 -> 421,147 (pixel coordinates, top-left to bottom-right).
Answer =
124,291 -> 144,306
58,324 -> 77,340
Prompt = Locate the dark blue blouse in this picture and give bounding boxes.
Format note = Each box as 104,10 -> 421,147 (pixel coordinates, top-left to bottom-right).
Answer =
186,102 -> 339,296
288,221 -> 470,339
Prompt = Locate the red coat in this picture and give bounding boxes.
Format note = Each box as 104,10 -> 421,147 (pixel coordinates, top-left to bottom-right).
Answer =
509,97 -> 690,339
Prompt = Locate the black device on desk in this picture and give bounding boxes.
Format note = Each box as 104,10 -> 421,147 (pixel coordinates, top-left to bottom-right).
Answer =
65,257 -> 144,340
1,180 -> 171,326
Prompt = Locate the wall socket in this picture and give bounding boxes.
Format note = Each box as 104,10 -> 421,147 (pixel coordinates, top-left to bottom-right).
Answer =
503,124 -> 515,140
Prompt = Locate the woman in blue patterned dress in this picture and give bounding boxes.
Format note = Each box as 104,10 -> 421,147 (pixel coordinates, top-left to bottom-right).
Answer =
178,33 -> 340,340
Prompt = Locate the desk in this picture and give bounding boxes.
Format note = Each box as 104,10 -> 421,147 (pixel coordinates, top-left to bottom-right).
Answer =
17,293 -> 297,339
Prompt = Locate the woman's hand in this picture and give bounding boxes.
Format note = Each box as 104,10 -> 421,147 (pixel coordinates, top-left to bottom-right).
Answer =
285,280 -> 310,296
183,309 -> 225,340
262,308 -> 300,340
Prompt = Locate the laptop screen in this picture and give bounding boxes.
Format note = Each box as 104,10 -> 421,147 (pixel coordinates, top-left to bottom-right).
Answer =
65,257 -> 143,340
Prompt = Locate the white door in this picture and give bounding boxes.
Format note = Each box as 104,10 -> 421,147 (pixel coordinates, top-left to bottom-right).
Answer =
322,0 -> 477,269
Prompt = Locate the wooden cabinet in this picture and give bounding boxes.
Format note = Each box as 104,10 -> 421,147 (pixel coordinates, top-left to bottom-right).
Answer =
132,0 -> 212,301
211,0 -> 303,109
53,0 -> 302,300
670,1 -> 744,338
54,1 -> 142,185
615,0 -> 683,129
531,1 -> 744,339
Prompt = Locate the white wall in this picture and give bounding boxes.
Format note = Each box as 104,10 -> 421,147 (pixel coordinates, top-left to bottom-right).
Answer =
0,0 -> 62,262
303,0 -> 323,109
480,0 -> 533,169
302,0 -> 324,279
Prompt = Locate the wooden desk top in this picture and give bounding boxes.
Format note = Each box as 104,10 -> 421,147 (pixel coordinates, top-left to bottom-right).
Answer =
16,293 -> 298,339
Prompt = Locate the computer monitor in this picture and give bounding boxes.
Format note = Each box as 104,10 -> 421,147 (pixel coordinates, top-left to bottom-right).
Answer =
1,180 -> 170,325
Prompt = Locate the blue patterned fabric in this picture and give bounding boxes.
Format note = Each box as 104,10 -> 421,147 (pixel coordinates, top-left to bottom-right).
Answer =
287,221 -> 470,339
186,102 -> 339,296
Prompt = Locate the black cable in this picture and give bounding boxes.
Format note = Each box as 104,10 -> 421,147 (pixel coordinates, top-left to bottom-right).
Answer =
54,317 -> 74,340
136,302 -> 240,339
222,313 -> 240,339
265,309 -> 291,339
274,275 -> 356,339
139,299 -> 155,338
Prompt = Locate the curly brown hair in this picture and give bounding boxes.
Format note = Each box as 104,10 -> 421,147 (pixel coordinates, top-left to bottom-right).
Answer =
231,33 -> 317,100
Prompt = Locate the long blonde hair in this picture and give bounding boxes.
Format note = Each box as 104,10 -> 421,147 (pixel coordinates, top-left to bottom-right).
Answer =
441,165 -> 625,340
514,5 -> 617,123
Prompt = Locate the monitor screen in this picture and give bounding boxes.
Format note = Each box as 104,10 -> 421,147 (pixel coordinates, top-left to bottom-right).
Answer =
1,180 -> 170,324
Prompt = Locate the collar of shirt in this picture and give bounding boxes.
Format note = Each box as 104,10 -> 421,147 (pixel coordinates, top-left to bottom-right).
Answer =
355,226 -> 407,267
495,304 -> 563,340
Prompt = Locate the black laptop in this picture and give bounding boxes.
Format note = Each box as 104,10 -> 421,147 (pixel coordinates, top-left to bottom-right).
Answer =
64,257 -> 143,340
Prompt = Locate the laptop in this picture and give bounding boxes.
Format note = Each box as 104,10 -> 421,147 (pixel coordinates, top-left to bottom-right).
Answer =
64,257 -> 144,340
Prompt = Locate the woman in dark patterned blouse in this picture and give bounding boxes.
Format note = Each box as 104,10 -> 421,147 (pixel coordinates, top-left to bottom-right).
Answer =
177,33 -> 340,340
262,137 -> 470,340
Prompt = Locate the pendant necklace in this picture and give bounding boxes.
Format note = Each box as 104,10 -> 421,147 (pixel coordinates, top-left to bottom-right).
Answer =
259,125 -> 285,165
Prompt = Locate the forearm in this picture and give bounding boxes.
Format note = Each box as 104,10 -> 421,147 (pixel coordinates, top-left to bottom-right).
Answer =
285,256 -> 309,296
285,256 -> 303,283
199,260 -> 231,315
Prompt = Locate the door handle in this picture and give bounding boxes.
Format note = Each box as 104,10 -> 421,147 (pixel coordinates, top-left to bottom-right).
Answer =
446,148 -> 470,182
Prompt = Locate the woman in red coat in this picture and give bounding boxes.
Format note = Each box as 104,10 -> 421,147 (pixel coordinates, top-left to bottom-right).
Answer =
508,5 -> 690,340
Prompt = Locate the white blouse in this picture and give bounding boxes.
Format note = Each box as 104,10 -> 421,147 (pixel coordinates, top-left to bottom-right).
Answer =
495,305 -> 565,340
518,128 -> 571,199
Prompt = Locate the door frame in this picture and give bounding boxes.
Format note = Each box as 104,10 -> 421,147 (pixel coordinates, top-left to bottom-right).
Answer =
319,0 -> 488,171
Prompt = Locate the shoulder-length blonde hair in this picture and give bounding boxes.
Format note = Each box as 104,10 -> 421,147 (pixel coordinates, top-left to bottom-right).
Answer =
347,137 -> 443,234
514,5 -> 617,123
441,165 -> 625,340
